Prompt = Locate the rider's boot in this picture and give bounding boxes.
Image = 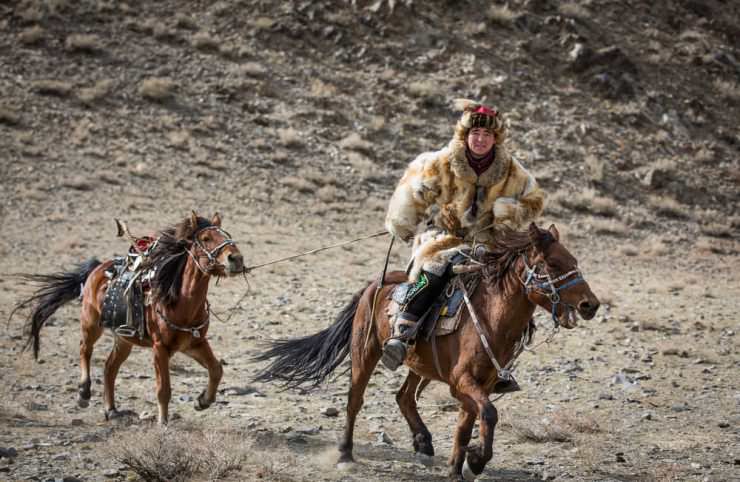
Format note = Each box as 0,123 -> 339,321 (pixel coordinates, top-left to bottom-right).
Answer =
381,269 -> 450,371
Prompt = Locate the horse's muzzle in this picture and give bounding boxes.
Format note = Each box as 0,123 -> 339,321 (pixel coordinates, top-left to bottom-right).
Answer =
226,253 -> 244,275
577,298 -> 600,320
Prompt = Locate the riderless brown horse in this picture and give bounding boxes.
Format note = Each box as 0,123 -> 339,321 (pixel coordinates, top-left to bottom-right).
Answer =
253,223 -> 599,481
13,212 -> 244,425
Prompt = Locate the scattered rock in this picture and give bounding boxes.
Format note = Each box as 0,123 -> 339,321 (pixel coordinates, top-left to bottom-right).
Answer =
376,431 -> 394,445
0,447 -> 17,458
321,406 -> 339,417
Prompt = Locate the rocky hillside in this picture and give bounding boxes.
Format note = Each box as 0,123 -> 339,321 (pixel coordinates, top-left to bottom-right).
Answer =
1,0 -> 739,239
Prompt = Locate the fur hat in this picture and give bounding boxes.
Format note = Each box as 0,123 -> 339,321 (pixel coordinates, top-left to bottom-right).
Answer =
452,98 -> 506,141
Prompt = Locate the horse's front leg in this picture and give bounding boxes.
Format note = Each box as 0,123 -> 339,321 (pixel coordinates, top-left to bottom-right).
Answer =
152,342 -> 172,425
447,393 -> 476,480
183,340 -> 223,411
456,375 -> 498,480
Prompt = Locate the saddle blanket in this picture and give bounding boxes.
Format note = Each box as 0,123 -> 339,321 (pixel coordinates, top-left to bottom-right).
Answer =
387,274 -> 481,338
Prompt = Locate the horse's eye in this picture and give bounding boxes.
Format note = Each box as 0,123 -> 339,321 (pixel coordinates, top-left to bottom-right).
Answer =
202,236 -> 211,243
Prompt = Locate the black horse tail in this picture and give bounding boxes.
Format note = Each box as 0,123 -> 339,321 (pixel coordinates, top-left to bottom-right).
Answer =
11,258 -> 102,360
252,282 -> 371,390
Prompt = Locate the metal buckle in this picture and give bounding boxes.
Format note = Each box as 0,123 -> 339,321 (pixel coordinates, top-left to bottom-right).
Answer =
115,326 -> 137,337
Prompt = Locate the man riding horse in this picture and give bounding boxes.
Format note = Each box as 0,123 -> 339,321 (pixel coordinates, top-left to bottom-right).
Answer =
382,99 -> 545,373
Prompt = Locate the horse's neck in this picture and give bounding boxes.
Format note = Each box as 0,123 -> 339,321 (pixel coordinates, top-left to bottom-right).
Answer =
477,256 -> 535,348
171,257 -> 210,321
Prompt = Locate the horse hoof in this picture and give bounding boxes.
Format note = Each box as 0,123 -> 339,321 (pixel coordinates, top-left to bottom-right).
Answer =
462,460 -> 477,481
193,391 -> 211,411
415,453 -> 434,467
77,397 -> 89,408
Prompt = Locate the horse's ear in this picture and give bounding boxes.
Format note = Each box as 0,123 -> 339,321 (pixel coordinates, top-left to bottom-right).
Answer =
211,212 -> 222,227
548,224 -> 560,241
190,211 -> 199,231
527,222 -> 541,244
528,222 -> 551,252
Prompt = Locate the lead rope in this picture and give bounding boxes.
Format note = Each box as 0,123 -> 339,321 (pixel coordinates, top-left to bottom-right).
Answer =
365,235 -> 395,350
244,230 -> 389,272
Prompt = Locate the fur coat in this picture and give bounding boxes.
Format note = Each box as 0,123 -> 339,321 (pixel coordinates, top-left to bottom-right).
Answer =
385,102 -> 545,281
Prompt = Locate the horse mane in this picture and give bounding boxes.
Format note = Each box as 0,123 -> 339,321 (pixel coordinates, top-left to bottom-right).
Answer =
480,226 -> 533,289
148,215 -> 213,307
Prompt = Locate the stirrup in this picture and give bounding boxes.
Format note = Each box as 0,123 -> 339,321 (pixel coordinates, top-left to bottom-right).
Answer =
114,326 -> 138,338
381,338 -> 407,371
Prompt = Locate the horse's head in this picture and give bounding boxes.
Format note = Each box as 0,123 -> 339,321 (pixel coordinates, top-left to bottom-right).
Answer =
523,223 -> 600,328
181,211 -> 244,276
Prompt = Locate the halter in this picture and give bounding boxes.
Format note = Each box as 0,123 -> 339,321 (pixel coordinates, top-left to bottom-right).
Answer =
520,254 -> 585,327
188,226 -> 236,274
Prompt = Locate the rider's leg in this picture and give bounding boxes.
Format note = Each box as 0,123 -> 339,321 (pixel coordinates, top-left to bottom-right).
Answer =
381,267 -> 451,370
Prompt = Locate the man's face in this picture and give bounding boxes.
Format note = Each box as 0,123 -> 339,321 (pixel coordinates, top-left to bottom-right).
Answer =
467,127 -> 495,156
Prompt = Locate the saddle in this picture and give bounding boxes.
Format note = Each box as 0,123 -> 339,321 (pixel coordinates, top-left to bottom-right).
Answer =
101,236 -> 156,338
387,271 -> 481,340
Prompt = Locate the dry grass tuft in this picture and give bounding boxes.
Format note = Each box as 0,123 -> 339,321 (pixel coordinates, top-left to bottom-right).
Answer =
584,154 -> 605,183
237,62 -> 268,78
65,34 -> 104,53
192,32 -> 220,51
31,80 -> 73,97
551,189 -> 618,217
339,133 -> 372,154
277,128 -> 304,148
280,176 -> 316,194
0,106 -> 20,126
317,185 -> 341,202
641,236 -> 672,257
588,218 -> 629,236
559,2 -> 590,19
109,425 -> 245,482
407,80 -> 443,99
648,195 -> 691,219
700,222 -> 733,238
175,14 -> 198,30
552,411 -> 602,434
18,25 -> 45,45
139,77 -> 176,102
250,17 -> 276,30
310,79 -> 337,98
487,5 -> 515,26
152,22 -> 177,41
713,78 -> 740,101
695,237 -> 724,255
504,416 -> 573,443
78,79 -> 114,105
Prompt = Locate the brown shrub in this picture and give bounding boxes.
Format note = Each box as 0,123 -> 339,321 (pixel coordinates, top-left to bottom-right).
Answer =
504,417 -> 573,443
713,79 -> 740,101
0,106 -> 20,126
192,32 -> 220,51
280,176 -> 315,193
648,195 -> 691,219
109,425 -> 245,482
139,78 -> 176,101
65,34 -> 104,53
31,80 -> 73,97
310,79 -> 337,98
18,25 -> 45,45
487,5 -> 515,26
589,218 -> 629,236
559,3 -> 590,19
277,128 -> 304,148
339,133 -> 372,154
78,79 -> 114,105
551,189 -> 618,217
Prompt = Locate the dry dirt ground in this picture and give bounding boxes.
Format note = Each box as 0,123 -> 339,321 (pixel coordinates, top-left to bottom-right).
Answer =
1,1 -> 739,481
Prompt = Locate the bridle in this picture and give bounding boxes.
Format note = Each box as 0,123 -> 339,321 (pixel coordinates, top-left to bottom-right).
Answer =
520,253 -> 585,327
187,226 -> 237,274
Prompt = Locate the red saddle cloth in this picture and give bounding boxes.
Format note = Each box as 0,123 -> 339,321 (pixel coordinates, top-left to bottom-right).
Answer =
128,236 -> 155,255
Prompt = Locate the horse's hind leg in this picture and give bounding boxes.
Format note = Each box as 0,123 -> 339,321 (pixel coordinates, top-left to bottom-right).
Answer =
103,338 -> 133,419
396,373 -> 434,458
78,308 -> 103,408
338,311 -> 382,464
183,340 -> 223,411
